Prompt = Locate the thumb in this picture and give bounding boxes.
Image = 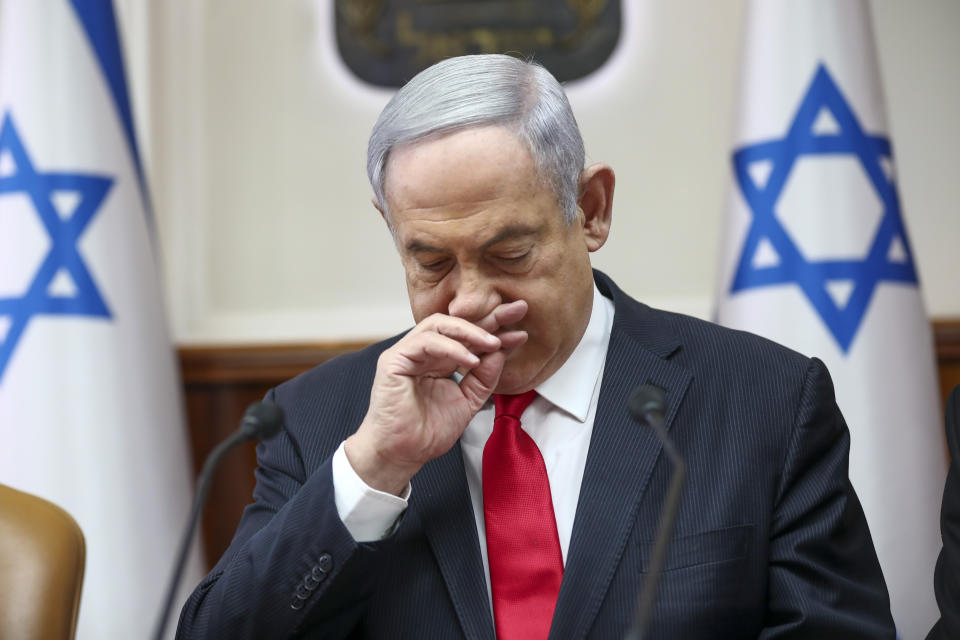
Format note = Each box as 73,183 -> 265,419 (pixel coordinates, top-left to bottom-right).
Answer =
458,350 -> 505,411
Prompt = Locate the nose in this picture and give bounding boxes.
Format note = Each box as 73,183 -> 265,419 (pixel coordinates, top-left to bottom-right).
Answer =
447,267 -> 501,323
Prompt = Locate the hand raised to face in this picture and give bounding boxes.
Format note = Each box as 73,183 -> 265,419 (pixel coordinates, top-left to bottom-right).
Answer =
344,300 -> 528,495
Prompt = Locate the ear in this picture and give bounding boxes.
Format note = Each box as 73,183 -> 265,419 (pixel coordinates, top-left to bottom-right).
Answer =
372,197 -> 395,233
578,163 -> 614,252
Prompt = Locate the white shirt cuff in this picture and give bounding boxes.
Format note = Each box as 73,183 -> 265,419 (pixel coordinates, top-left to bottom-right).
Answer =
331,440 -> 410,542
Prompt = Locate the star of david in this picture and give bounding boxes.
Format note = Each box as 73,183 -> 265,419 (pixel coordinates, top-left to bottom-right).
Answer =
730,64 -> 918,353
0,112 -> 112,381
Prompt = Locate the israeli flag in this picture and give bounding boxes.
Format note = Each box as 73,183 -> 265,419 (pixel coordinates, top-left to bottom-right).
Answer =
715,1 -> 945,636
0,1 -> 201,636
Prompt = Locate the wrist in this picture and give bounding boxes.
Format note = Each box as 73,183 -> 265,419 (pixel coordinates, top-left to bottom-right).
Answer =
344,432 -> 418,496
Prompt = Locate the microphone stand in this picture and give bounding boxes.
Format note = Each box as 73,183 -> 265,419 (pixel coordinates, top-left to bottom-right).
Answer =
152,402 -> 283,640
625,386 -> 687,640
152,430 -> 249,640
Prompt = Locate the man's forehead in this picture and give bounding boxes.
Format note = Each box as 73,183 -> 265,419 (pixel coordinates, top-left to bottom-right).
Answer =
401,222 -> 543,254
383,126 -> 539,208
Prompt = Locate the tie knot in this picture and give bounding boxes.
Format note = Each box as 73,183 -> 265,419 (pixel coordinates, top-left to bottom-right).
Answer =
493,390 -> 538,420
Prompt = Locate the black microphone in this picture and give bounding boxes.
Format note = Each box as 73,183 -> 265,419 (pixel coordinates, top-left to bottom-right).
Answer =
152,401 -> 284,640
625,385 -> 686,640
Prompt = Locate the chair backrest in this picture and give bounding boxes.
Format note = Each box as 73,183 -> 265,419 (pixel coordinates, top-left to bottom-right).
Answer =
0,484 -> 85,640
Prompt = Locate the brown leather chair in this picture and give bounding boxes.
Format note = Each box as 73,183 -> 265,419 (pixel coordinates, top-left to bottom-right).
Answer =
0,484 -> 85,640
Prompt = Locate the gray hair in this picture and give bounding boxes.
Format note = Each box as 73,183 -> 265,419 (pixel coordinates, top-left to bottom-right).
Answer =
366,54 -> 585,225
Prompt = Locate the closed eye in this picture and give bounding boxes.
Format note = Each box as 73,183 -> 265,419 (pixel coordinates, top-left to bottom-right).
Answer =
494,250 -> 531,263
421,260 -> 449,271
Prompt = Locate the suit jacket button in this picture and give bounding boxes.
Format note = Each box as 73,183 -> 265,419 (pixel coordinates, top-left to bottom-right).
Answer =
311,565 -> 328,582
295,583 -> 311,600
290,597 -> 304,611
317,553 -> 333,573
304,572 -> 320,590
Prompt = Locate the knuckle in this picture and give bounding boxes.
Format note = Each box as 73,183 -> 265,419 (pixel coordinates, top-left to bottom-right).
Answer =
425,312 -> 450,326
377,347 -> 398,367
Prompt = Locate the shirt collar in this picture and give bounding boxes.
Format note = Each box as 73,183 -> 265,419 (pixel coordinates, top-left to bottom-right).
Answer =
534,282 -> 614,422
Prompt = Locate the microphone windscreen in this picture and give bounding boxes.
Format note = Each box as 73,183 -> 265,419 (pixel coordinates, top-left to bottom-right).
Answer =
240,401 -> 285,440
629,384 -> 666,424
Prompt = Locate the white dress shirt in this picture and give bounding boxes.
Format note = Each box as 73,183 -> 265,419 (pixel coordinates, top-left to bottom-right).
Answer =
332,285 -> 615,606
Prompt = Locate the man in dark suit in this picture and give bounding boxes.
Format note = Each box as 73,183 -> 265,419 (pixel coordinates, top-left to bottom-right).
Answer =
177,54 -> 894,638
929,385 -> 960,639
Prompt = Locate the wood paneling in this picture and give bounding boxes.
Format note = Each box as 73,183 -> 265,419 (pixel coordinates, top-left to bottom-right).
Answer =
180,322 -> 960,570
935,320 -> 960,408
180,343 -> 367,568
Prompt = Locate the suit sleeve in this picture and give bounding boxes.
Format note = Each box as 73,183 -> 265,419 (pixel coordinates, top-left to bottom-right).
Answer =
760,357 -> 896,639
928,385 -> 960,640
175,387 -> 388,639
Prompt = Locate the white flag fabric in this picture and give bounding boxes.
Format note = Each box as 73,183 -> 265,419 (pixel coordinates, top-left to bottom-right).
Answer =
0,1 -> 202,637
716,1 -> 945,637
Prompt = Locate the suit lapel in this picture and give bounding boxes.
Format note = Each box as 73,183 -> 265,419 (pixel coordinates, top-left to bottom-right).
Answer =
550,274 -> 692,639
411,272 -> 691,640
414,441 -> 495,640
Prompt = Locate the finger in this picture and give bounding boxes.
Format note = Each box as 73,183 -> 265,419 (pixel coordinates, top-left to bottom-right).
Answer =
421,339 -> 479,369
474,299 -> 528,334
418,314 -> 502,352
388,333 -> 481,377
436,324 -> 502,353
458,350 -> 506,410
492,299 -> 528,328
450,329 -> 527,382
496,329 -> 528,352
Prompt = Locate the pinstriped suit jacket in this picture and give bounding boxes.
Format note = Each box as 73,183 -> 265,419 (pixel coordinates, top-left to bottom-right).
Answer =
177,271 -> 895,639
928,385 -> 960,639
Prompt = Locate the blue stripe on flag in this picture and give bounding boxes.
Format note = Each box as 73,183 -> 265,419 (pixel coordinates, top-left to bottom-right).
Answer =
67,0 -> 152,220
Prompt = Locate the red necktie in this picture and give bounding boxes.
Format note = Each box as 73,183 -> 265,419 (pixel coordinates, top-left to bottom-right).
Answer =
483,391 -> 564,640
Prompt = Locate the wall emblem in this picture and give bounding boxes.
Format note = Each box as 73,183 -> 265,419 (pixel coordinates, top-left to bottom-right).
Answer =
335,0 -> 621,86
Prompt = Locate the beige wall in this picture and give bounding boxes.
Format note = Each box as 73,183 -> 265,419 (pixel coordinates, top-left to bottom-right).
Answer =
116,0 -> 960,344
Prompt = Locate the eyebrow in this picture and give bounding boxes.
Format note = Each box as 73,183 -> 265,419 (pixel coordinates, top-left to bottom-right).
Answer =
404,224 -> 541,254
